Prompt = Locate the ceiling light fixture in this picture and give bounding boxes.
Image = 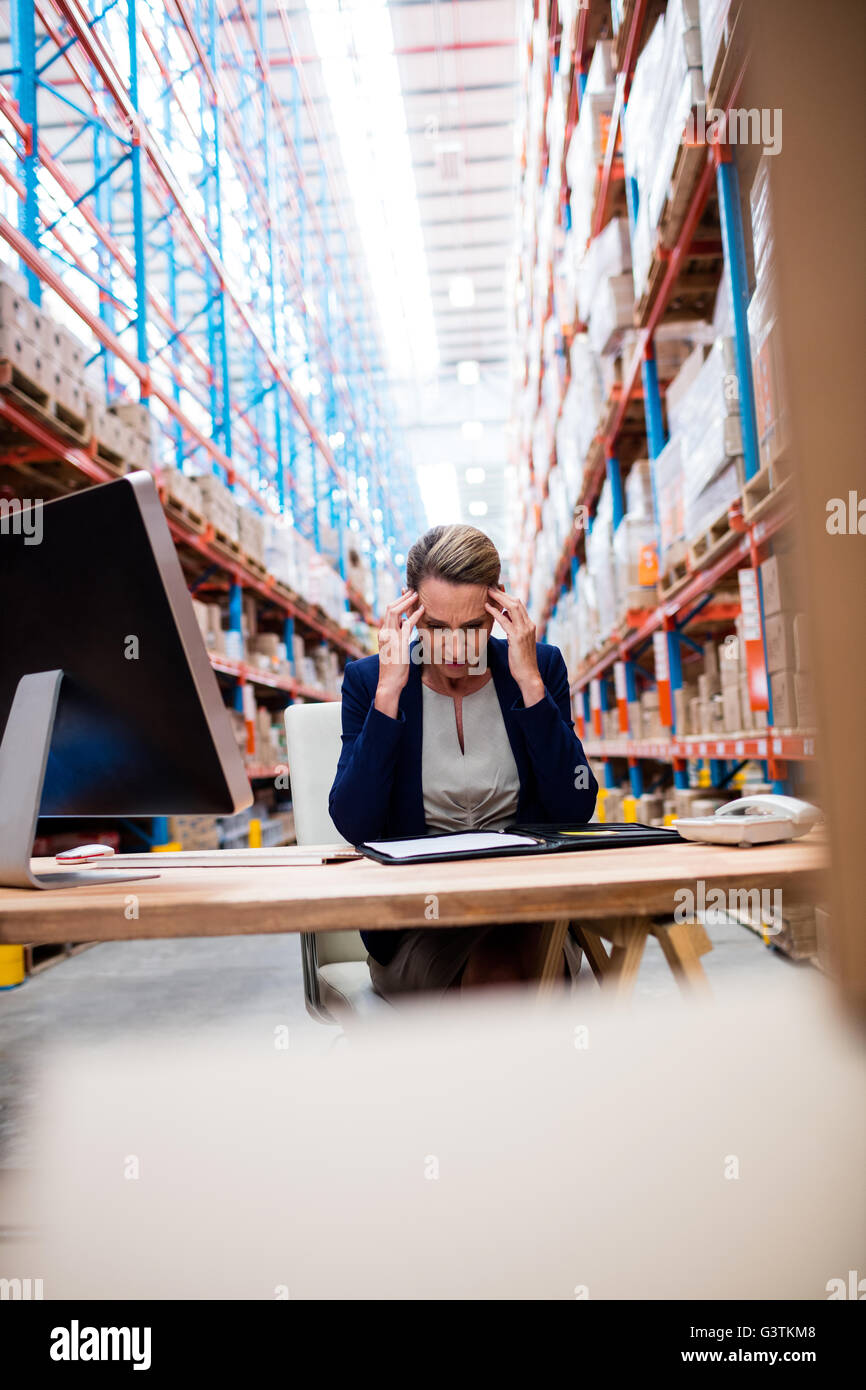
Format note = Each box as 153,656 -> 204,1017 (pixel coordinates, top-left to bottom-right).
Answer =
457,359 -> 480,385
461,420 -> 483,441
449,275 -> 475,308
306,0 -> 439,381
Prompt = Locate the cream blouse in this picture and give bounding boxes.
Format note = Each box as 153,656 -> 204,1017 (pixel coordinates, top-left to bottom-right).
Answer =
421,677 -> 520,833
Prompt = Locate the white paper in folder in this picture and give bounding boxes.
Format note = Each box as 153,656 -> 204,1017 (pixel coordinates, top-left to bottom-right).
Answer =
363,831 -> 539,860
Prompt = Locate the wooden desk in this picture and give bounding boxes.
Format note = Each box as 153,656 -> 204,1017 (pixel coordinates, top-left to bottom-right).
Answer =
0,838 -> 828,998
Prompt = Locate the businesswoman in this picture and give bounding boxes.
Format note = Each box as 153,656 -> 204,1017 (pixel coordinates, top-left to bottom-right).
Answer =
329,523 -> 598,1001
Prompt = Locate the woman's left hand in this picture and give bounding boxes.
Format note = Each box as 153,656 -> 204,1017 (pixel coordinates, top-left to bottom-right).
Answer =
485,587 -> 545,707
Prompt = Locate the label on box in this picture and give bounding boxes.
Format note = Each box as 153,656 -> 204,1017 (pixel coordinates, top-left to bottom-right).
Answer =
613,661 -> 630,733
589,678 -> 602,737
638,542 -> 659,586
653,631 -> 673,729
737,568 -> 770,711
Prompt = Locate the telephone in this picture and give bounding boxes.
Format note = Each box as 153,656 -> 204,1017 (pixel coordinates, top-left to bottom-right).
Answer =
673,794 -> 822,847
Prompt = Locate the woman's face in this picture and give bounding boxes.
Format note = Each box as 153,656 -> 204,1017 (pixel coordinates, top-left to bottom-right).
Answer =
414,575 -> 495,674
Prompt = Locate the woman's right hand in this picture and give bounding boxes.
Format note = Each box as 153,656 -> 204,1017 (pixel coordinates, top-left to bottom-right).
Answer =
374,589 -> 425,717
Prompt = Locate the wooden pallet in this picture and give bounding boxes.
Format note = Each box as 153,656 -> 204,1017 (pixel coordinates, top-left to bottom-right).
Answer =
688,501 -> 738,569
0,361 -> 92,446
210,526 -> 242,560
163,492 -> 207,536
53,394 -> 89,441
656,553 -> 692,597
93,438 -> 130,473
742,452 -> 793,524
243,552 -> 268,580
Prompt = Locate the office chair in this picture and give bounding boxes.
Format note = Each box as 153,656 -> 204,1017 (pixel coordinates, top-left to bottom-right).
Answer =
284,701 -> 394,1024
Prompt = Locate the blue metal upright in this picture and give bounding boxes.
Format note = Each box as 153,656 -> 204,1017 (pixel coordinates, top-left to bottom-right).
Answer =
715,152 -> 761,483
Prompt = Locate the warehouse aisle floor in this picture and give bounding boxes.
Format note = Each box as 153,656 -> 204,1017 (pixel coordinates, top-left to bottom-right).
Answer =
0,921 -> 809,1167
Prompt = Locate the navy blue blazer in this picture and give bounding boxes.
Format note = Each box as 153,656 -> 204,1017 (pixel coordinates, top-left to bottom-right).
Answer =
328,636 -> 598,966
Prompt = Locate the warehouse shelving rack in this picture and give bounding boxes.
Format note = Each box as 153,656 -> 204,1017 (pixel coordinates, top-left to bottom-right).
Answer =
0,0 -> 424,845
517,0 -> 805,803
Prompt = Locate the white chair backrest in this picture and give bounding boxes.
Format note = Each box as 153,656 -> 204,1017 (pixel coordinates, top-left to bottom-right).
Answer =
284,701 -> 349,848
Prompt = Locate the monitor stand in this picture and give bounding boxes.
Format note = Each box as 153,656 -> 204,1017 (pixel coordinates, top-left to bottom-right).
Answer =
0,670 -> 159,889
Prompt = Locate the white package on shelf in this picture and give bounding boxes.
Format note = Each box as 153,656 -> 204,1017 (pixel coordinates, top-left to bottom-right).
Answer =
567,333 -> 605,467
613,514 -> 659,620
576,217 -> 632,324
749,154 -> 777,288
625,459 -> 656,521
622,18 -> 665,298
587,272 -> 635,357
652,434 -> 685,569
646,0 -> 705,236
676,338 -> 742,538
586,481 -> 617,638
698,0 -> 732,92
576,565 -> 600,663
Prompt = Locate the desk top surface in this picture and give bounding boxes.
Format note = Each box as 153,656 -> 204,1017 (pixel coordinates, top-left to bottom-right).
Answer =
0,836 -> 829,944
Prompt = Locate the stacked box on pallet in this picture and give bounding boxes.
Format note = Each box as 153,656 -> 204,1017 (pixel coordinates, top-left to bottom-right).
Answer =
0,271 -> 53,404
197,599 -> 226,656
611,459 -> 658,621
624,3 -> 704,300
759,549 -> 813,729
623,17 -> 665,299
193,471 -> 240,543
747,157 -> 790,477
575,566 -> 600,663
237,505 -> 266,567
566,41 -> 618,253
567,333 -> 605,469
698,0 -> 735,94
718,634 -> 742,732
613,513 -> 658,621
167,815 -> 221,850
670,337 -> 742,540
161,466 -> 204,517
40,323 -> 89,434
652,434 -> 685,573
107,399 -> 155,470
577,218 -> 632,335
585,481 -> 617,640
264,514 -> 297,589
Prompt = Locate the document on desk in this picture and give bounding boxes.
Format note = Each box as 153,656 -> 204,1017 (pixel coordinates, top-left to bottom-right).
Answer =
363,831 -> 540,861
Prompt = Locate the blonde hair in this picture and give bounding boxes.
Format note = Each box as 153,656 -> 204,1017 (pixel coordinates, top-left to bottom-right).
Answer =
406,524 -> 501,591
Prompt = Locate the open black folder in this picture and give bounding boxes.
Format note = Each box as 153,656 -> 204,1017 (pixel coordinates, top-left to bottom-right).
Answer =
358,822 -> 683,865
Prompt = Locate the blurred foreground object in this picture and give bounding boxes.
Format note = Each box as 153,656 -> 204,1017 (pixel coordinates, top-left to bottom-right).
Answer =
3,971 -> 863,1300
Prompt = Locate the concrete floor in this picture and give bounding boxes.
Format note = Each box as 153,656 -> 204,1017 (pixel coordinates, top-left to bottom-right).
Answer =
0,917 -> 809,1168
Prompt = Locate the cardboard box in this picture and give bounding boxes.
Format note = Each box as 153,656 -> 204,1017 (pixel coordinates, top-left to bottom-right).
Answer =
764,612 -> 797,674
794,672 -> 815,728
770,669 -> 797,728
627,700 -> 641,736
689,696 -> 704,735
793,612 -> 810,672
759,552 -> 798,617
698,672 -> 720,702
719,640 -> 740,687
722,685 -> 742,733
702,641 -> 719,678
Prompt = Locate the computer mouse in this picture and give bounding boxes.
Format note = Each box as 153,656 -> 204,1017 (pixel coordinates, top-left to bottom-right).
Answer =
56,844 -> 117,863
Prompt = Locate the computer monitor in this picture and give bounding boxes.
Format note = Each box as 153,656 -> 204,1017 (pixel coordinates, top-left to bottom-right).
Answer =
0,471 -> 253,888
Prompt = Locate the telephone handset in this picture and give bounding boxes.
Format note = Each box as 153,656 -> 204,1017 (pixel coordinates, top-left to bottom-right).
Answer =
674,794 -> 822,846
